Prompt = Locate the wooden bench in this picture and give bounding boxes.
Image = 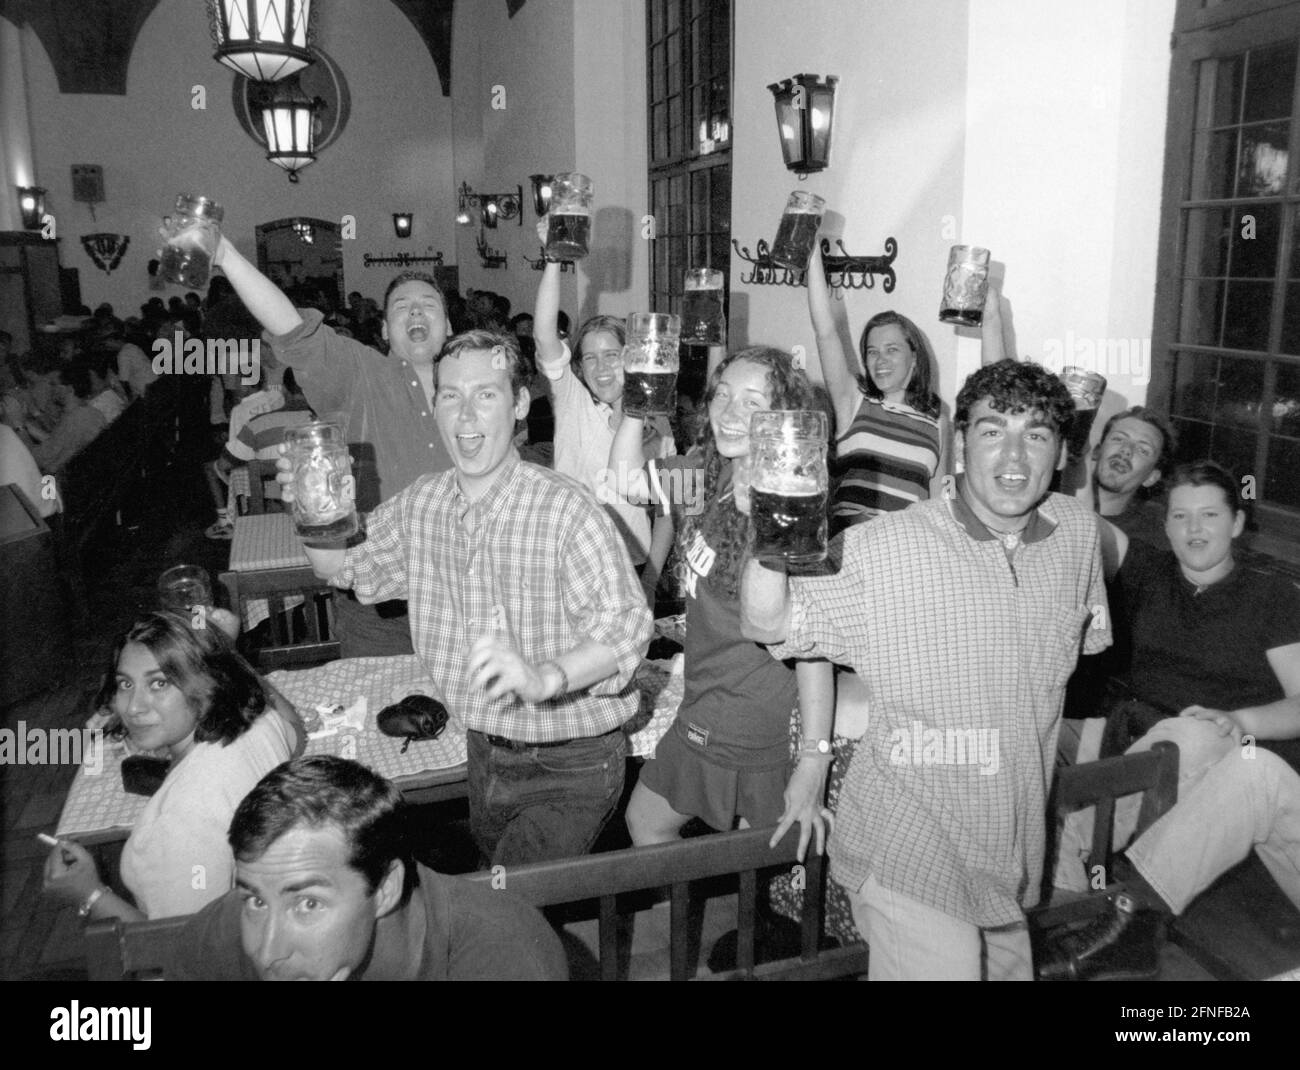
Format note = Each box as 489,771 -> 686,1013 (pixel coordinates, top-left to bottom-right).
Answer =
85,826 -> 870,981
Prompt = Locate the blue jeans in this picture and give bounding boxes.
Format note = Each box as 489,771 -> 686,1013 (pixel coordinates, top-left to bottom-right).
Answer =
467,730 -> 627,867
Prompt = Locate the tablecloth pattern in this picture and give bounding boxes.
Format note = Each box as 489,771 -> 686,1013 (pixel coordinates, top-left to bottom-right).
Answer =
228,513 -> 310,630
57,653 -> 684,840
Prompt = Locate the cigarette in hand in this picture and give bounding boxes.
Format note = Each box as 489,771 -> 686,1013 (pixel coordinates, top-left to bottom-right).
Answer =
36,832 -> 60,847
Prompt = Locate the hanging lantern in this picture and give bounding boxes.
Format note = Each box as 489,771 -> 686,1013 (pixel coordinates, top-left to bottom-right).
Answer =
206,0 -> 316,83
261,79 -> 318,182
17,186 -> 46,230
768,74 -> 837,176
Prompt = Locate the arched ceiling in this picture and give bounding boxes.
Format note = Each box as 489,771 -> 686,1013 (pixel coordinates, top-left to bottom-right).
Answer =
0,0 -> 502,97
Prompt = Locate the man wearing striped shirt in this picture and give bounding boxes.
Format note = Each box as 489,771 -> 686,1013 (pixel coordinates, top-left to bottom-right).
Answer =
741,360 -> 1111,980
299,331 -> 652,867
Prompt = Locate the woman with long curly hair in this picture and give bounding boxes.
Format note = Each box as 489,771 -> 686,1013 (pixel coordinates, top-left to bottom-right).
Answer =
606,346 -> 823,844
42,612 -> 304,922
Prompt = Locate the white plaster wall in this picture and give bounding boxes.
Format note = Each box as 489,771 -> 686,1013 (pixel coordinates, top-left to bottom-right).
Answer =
18,0 -> 453,313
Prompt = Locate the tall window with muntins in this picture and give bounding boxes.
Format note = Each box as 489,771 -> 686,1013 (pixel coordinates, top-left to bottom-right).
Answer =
1160,8 -> 1300,523
647,0 -> 731,386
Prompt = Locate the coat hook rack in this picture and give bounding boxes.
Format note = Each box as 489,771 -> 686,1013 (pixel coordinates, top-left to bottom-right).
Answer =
731,236 -> 898,293
363,251 -> 444,268
523,247 -> 574,272
476,231 -> 507,269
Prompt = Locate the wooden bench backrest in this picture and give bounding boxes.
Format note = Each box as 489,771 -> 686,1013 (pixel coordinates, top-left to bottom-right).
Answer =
86,827 -> 869,981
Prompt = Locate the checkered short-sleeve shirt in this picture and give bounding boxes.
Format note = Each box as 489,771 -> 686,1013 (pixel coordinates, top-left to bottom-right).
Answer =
772,491 -> 1111,928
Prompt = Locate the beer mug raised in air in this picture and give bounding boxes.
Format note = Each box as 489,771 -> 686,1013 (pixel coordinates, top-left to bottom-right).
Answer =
286,421 -> 359,545
939,245 -> 991,326
1059,367 -> 1108,460
770,191 -> 826,271
621,312 -> 680,418
160,193 -> 223,288
749,410 -> 829,566
545,172 -> 594,260
681,268 -> 726,346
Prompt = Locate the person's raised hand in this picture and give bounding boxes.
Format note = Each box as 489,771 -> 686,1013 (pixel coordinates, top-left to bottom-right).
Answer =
275,442 -> 294,503
535,217 -> 549,246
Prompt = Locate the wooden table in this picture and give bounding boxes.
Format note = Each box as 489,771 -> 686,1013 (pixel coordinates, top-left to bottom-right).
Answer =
219,511 -> 316,639
56,653 -> 684,846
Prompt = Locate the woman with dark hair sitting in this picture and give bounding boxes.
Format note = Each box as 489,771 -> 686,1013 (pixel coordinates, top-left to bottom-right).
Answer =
42,612 -> 304,921
1043,460 -> 1300,979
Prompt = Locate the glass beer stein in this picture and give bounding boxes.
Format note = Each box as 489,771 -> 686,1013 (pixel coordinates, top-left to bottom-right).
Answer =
286,421 -> 359,544
1060,367 -> 1108,459
749,410 -> 830,566
770,191 -> 826,271
161,193 -> 224,288
681,268 -> 726,345
157,564 -> 213,614
621,313 -> 680,418
546,172 -> 594,260
939,245 -> 991,326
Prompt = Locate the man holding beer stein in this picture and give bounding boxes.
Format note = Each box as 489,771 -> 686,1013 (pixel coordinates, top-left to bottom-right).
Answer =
283,330 -> 652,868
202,227 -> 452,658
740,359 -> 1111,980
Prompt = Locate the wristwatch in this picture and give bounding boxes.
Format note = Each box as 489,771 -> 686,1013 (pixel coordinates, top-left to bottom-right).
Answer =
799,737 -> 833,758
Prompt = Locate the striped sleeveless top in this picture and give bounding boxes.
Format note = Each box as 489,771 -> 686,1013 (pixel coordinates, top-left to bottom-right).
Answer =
831,395 -> 942,529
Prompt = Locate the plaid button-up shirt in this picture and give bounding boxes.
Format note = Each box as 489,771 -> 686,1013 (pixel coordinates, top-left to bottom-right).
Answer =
771,489 -> 1111,928
337,455 -> 652,742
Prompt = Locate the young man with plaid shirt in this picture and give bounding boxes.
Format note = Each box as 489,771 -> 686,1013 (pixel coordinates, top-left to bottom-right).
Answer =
741,360 -> 1111,980
296,330 -> 652,868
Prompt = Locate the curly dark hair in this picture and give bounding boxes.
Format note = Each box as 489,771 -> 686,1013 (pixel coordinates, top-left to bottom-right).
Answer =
95,611 -> 267,747
954,359 -> 1075,438
858,311 -> 941,419
680,346 -> 817,598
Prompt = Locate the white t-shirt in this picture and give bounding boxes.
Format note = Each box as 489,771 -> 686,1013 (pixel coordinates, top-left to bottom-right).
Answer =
116,343 -> 157,399
0,424 -> 58,517
539,342 -> 674,562
119,710 -> 294,919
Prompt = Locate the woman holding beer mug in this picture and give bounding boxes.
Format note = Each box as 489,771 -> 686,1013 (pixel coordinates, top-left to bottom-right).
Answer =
531,227 -> 675,569
608,347 -> 831,853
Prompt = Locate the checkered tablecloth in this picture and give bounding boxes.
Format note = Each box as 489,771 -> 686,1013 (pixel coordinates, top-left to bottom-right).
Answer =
56,654 -> 684,841
228,513 -> 310,630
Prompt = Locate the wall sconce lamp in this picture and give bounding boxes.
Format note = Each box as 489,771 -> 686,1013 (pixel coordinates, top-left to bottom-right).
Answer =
392,212 -> 413,239
457,182 -> 523,229
260,78 -> 318,182
206,0 -> 317,82
476,229 -> 508,270
768,73 -> 837,176
530,174 -> 553,216
17,186 -> 46,230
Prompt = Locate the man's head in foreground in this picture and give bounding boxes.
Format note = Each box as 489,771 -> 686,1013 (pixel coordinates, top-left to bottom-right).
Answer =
230,756 -> 412,981
434,330 -> 529,501
954,360 -> 1075,531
